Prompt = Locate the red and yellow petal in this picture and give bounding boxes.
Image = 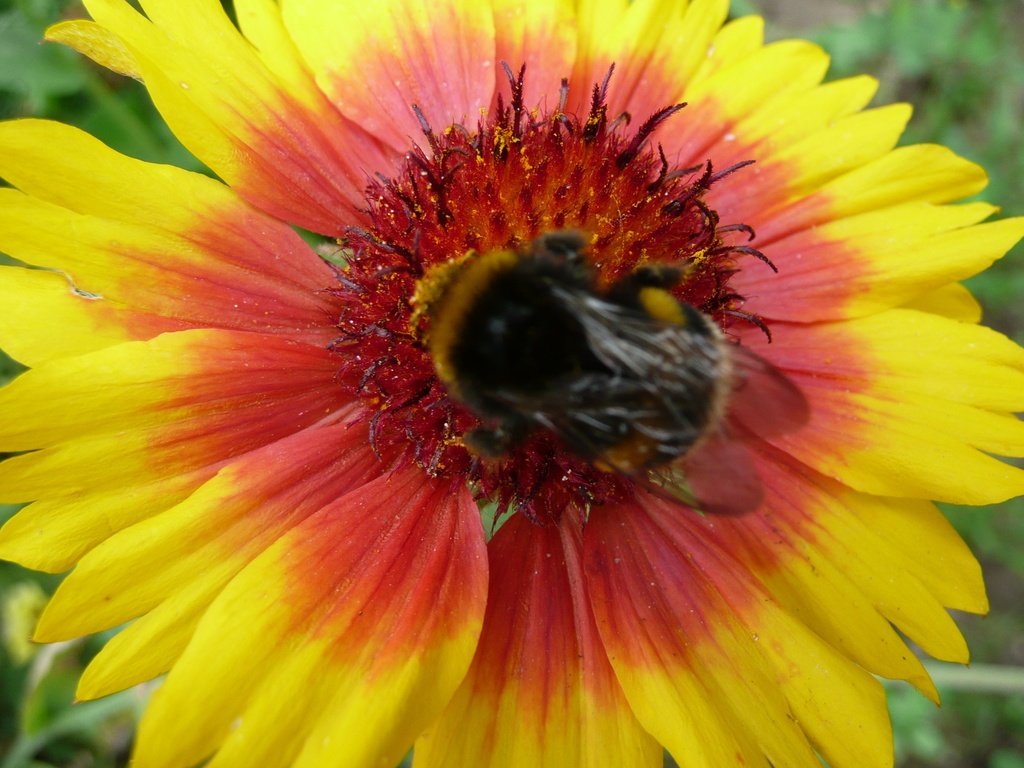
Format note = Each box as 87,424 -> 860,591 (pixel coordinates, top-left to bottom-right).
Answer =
131,464 -> 486,768
59,421 -> 374,696
676,39 -> 831,164
37,417 -> 380,700
0,330 -> 351,570
0,120 -> 339,362
417,513 -> 661,767
568,7 -> 1017,333
703,446 -> 989,703
786,143 -> 989,222
64,0 -> 395,234
736,203 -> 1022,323
585,492 -> 892,768
492,0 -> 577,109
281,0 -> 496,152
571,0 -> 729,119
746,310 -> 1024,504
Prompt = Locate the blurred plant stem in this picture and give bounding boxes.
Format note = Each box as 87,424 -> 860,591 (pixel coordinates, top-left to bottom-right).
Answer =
919,662 -> 1024,696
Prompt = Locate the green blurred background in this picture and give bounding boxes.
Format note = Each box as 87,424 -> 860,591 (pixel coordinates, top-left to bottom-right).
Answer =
0,0 -> 1022,766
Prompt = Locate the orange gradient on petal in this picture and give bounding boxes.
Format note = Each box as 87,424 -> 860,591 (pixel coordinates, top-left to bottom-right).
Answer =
284,0 -> 497,152
415,513 -> 661,767
584,493 -> 891,768
279,467 -> 488,668
69,416 -> 384,697
131,465 -> 487,768
230,87 -> 400,234
0,330 -> 356,573
732,224 -> 868,322
748,315 -> 1024,502
146,333 -> 353,476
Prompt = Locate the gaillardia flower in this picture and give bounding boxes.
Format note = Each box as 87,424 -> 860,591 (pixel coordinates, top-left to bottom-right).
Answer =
2,0 -> 1023,765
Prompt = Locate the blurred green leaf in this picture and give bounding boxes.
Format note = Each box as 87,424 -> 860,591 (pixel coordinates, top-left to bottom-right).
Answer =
889,685 -> 945,764
991,750 -> 1024,768
2,690 -> 137,768
0,9 -> 87,113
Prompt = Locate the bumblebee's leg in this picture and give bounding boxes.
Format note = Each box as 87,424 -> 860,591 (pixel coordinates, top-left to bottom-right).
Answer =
606,264 -> 685,310
533,230 -> 587,261
464,416 -> 530,457
624,264 -> 683,289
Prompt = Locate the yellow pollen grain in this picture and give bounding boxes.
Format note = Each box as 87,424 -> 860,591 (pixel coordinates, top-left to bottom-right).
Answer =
585,107 -> 606,133
493,125 -> 518,154
690,247 -> 710,264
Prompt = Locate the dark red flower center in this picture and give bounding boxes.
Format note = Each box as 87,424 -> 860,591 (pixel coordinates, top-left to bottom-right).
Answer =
330,66 -> 768,522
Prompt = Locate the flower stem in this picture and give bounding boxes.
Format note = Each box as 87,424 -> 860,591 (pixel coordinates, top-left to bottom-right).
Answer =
919,662 -> 1024,695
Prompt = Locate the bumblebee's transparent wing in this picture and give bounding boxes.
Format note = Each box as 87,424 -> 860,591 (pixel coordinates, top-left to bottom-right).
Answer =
644,431 -> 763,515
642,346 -> 808,515
488,371 -> 655,459
728,345 -> 809,439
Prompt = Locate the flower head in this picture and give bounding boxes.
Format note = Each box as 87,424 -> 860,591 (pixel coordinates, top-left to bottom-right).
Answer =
1,1 -> 1023,766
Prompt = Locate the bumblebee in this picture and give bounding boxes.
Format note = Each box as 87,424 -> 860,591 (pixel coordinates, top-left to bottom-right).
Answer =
412,231 -> 805,513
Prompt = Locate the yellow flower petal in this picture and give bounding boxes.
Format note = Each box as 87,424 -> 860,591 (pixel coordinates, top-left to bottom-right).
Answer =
78,0 -> 391,233
0,266 -> 128,366
691,13 -> 765,83
0,435 -> 208,572
78,574 -> 216,699
0,121 -> 338,353
45,19 -> 140,78
574,0 -> 729,117
0,330 -> 351,578
66,420 -> 382,700
753,311 -> 1024,503
738,203 -> 1020,322
815,144 -> 989,218
902,283 -> 982,323
773,103 -> 912,193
